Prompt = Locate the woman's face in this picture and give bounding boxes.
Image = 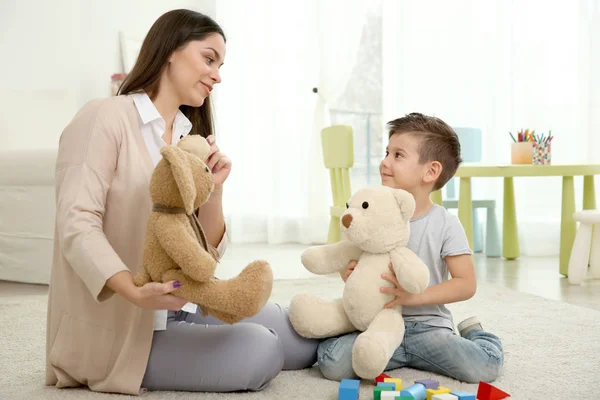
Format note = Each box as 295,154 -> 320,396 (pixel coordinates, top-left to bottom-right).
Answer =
167,33 -> 226,107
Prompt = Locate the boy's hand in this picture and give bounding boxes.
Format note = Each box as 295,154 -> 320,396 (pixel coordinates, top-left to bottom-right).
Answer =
340,260 -> 358,282
380,264 -> 420,308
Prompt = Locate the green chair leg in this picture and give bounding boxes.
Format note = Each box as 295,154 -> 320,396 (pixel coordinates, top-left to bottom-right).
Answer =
503,177 -> 519,259
583,175 -> 597,269
560,176 -> 577,276
328,216 -> 341,243
458,177 -> 474,250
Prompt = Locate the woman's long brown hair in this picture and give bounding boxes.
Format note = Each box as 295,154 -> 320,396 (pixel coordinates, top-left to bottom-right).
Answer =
118,9 -> 226,138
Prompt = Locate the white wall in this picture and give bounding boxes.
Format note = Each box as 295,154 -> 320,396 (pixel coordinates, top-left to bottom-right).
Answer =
382,0 -> 600,256
0,0 -> 216,150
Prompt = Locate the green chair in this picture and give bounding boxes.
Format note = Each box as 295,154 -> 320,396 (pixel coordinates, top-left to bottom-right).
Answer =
443,127 -> 501,257
321,125 -> 354,243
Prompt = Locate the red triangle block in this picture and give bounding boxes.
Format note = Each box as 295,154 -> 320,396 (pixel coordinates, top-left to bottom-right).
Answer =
375,373 -> 391,384
477,382 -> 510,400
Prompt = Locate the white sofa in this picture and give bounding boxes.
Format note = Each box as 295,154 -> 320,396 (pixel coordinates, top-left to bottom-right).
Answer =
0,89 -> 76,284
0,149 -> 58,284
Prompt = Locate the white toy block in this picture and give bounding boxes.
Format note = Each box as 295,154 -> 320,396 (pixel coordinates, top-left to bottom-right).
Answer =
431,394 -> 458,400
381,391 -> 401,399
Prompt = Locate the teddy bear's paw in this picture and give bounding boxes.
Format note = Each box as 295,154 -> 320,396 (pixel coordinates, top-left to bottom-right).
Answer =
289,296 -> 354,339
234,260 -> 273,315
352,332 -> 391,379
300,246 -> 329,274
288,293 -> 320,337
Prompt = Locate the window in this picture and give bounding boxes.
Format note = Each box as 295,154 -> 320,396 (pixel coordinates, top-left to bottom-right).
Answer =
329,0 -> 382,189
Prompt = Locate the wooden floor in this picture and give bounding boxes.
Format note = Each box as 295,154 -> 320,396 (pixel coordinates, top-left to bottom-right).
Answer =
1,251 -> 599,311
470,254 -> 600,311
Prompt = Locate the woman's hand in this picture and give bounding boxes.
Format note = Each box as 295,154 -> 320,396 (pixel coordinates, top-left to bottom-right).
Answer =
340,260 -> 358,282
205,135 -> 231,186
130,281 -> 189,311
107,271 -> 188,311
380,264 -> 420,308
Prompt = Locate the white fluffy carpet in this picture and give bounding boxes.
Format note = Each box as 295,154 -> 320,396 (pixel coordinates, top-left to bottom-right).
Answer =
1,276 -> 598,399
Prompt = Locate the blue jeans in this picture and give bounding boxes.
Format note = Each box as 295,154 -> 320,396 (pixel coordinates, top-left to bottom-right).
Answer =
317,321 -> 503,384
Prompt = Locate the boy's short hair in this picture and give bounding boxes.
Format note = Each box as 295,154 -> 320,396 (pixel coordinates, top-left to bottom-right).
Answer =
387,112 -> 462,191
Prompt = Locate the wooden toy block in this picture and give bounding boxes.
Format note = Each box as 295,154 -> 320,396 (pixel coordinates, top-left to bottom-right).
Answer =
477,382 -> 510,400
378,382 -> 397,391
381,391 -> 401,399
400,383 -> 427,400
338,378 -> 360,400
450,390 -> 476,400
431,394 -> 458,400
376,373 -> 392,384
426,386 -> 451,400
415,379 -> 439,389
384,377 -> 403,391
374,385 -> 394,400
395,397 -> 415,400
377,382 -> 396,391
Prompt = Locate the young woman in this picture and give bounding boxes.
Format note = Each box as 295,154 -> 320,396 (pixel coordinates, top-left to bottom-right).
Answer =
45,9 -> 318,395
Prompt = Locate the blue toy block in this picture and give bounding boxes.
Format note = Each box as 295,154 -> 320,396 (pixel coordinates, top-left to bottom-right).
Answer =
400,383 -> 427,400
450,391 -> 476,400
338,379 -> 360,400
415,378 -> 439,389
377,382 -> 397,391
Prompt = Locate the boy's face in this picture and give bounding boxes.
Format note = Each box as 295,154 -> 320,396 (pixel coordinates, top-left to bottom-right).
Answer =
379,133 -> 432,194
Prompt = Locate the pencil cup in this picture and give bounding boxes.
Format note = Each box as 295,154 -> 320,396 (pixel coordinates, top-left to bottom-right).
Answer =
533,142 -> 551,165
511,142 -> 533,164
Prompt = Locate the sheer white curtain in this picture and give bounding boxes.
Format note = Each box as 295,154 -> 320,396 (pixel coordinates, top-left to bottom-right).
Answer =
214,0 -> 367,244
382,0 -> 600,256
307,0 -> 368,244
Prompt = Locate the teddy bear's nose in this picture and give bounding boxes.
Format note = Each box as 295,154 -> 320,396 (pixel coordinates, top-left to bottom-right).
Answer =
342,214 -> 353,228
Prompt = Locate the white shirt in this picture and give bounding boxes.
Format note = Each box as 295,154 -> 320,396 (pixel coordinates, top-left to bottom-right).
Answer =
131,92 -> 227,331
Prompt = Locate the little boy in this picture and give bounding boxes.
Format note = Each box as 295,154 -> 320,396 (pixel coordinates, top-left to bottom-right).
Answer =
317,113 -> 504,383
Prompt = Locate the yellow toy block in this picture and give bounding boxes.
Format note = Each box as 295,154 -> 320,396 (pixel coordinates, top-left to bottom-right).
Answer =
384,377 -> 403,391
426,386 -> 451,400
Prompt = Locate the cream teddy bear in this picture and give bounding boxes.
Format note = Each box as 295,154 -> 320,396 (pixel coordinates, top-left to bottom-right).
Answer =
289,185 -> 430,379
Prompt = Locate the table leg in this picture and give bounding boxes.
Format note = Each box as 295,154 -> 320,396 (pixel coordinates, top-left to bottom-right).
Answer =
583,175 -> 597,270
458,177 -> 473,250
431,189 -> 443,206
583,175 -> 596,210
560,176 -> 576,276
503,177 -> 520,259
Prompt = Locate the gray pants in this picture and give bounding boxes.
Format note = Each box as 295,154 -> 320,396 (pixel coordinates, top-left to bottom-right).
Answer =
141,302 -> 320,392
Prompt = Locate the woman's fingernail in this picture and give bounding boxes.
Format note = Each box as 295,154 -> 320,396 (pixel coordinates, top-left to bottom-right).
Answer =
206,137 -> 212,144
173,281 -> 181,288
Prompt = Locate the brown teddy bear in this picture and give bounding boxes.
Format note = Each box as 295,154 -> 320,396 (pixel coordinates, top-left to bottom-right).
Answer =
133,135 -> 273,324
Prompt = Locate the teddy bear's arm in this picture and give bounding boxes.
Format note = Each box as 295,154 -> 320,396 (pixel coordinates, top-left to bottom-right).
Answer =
389,247 -> 430,294
301,239 -> 364,275
155,215 -> 217,282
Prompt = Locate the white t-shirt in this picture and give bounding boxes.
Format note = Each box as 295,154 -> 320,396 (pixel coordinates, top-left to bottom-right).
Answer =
131,92 -> 227,331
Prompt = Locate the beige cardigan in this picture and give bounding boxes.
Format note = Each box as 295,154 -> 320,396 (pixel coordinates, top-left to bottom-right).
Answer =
46,95 -> 191,395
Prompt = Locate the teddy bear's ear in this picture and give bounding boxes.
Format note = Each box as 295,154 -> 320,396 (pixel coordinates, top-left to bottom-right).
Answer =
177,135 -> 211,162
392,188 -> 416,222
161,145 -> 196,215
